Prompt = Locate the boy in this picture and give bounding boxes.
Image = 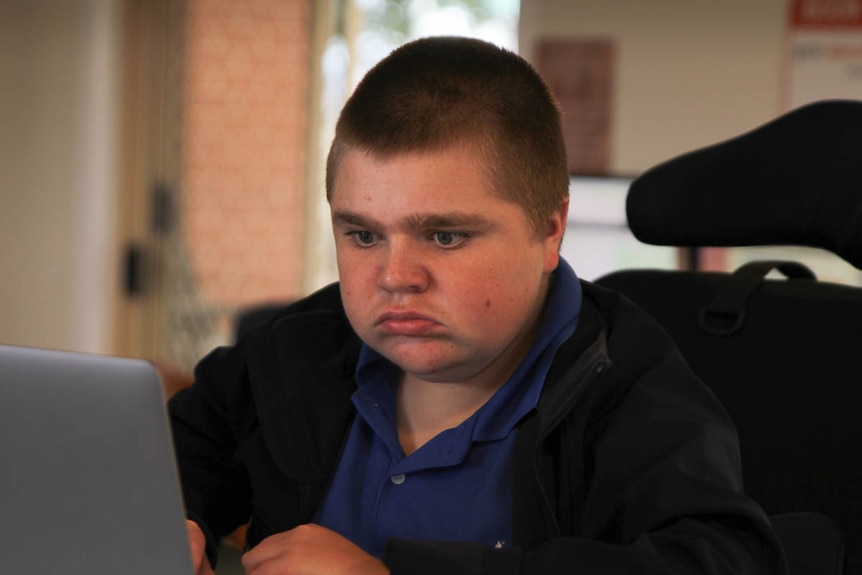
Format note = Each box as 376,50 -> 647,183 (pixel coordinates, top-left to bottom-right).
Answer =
170,36 -> 786,575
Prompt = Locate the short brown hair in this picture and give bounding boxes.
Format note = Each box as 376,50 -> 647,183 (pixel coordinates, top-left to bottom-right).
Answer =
325,36 -> 569,236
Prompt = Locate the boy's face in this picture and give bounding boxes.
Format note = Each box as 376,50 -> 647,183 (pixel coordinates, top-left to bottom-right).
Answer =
330,146 -> 567,386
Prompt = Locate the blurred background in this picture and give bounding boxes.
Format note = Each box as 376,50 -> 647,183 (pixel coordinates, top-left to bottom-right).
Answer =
2,0 -> 861,371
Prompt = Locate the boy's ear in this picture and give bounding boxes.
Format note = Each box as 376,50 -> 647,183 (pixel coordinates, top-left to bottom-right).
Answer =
546,197 -> 569,241
543,197 -> 569,272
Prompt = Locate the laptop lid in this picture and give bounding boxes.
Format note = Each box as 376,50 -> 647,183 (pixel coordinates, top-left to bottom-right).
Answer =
0,344 -> 193,575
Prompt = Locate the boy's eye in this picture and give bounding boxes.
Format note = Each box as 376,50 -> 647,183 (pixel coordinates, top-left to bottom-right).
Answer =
432,231 -> 468,247
349,230 -> 376,246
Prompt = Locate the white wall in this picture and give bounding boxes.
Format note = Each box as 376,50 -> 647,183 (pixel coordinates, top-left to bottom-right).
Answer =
519,0 -> 789,173
520,0 -> 862,285
0,0 -> 121,353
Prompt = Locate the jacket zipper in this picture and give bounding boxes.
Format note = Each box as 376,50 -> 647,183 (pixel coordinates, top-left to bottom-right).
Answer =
530,333 -> 613,537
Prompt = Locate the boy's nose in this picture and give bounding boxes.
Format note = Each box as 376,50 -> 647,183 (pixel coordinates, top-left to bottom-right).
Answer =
378,243 -> 429,293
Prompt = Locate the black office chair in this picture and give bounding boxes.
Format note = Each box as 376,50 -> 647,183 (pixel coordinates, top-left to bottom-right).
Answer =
595,99 -> 862,575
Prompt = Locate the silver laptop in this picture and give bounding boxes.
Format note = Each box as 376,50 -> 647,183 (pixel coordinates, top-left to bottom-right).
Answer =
0,344 -> 193,575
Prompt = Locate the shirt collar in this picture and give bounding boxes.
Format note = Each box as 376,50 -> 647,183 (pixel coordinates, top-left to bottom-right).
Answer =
472,257 -> 581,440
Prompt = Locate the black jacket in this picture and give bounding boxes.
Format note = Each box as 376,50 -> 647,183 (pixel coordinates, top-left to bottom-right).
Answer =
168,281 -> 788,574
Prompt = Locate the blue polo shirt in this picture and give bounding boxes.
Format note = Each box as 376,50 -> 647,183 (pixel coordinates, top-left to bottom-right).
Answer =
313,259 -> 581,557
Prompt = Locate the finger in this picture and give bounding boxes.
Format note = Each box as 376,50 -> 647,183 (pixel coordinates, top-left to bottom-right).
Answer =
241,537 -> 284,575
185,520 -> 214,575
243,527 -> 315,575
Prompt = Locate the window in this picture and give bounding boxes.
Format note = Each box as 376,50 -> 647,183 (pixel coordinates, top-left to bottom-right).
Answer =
562,175 -> 678,281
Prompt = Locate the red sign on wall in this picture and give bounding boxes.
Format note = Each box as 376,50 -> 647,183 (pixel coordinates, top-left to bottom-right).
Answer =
789,0 -> 862,29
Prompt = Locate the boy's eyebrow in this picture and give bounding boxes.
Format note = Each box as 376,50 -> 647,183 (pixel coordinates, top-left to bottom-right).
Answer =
331,209 -> 373,228
404,213 -> 493,229
332,209 -> 493,230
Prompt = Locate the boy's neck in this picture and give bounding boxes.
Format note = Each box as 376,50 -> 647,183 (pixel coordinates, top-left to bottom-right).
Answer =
395,372 -> 503,456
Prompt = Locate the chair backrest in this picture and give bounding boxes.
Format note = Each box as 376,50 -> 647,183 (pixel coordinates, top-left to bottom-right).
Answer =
595,99 -> 862,575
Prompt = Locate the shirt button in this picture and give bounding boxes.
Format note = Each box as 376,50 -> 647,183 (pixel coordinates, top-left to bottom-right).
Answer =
390,473 -> 406,485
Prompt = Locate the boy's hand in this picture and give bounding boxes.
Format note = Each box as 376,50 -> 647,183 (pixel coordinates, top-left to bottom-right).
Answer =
242,523 -> 389,575
186,519 -> 215,575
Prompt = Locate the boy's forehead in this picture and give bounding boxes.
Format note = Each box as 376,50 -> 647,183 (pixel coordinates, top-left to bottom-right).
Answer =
332,147 -> 502,194
328,147 -> 537,227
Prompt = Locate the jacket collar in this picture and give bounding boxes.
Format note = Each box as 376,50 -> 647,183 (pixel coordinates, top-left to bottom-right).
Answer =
243,284 -> 362,484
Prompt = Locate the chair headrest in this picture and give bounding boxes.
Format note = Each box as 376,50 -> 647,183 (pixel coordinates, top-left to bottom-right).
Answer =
626,99 -> 862,270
